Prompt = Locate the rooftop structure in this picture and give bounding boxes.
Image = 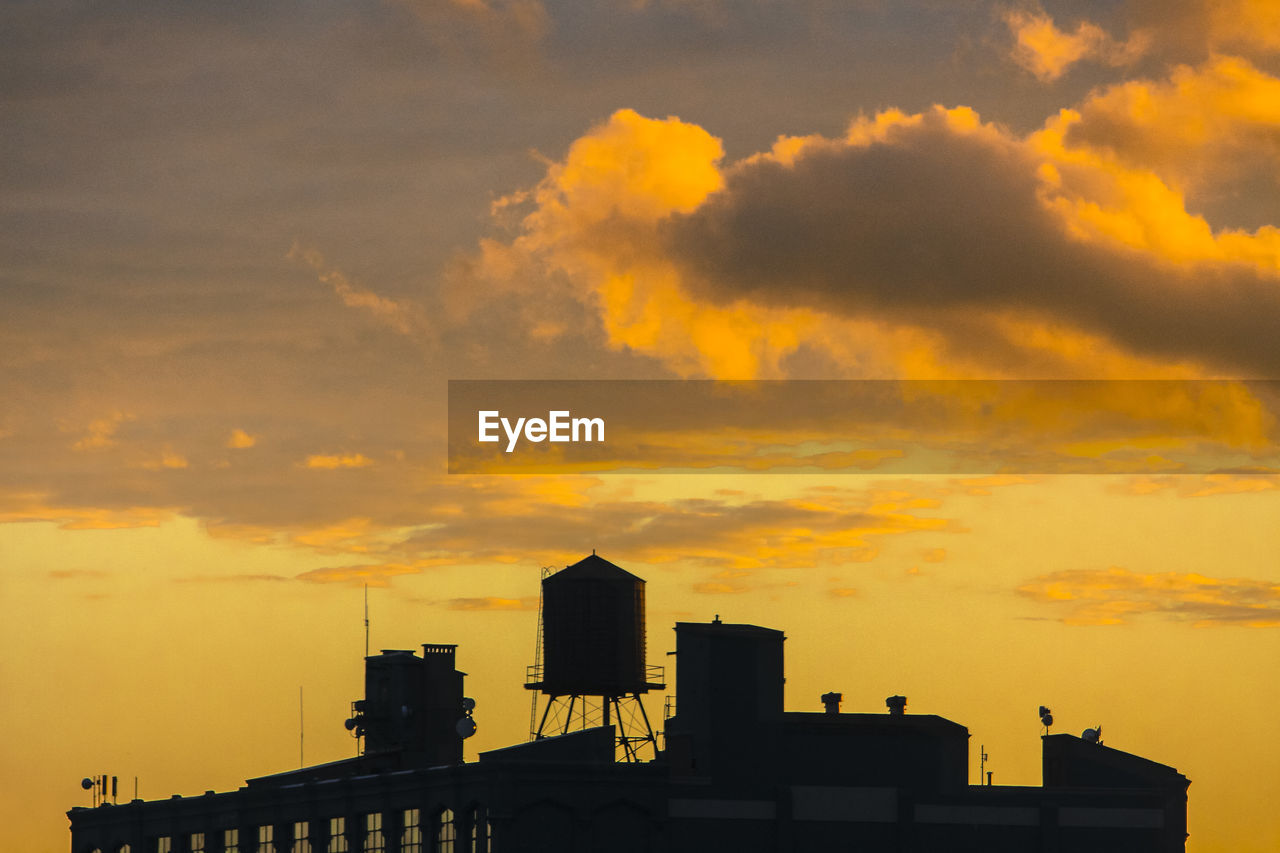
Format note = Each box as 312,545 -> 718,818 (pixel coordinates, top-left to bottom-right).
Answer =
69,556 -> 1189,853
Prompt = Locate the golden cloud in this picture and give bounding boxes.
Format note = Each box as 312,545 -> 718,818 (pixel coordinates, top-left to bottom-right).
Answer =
142,447 -> 189,470
1018,566 -> 1280,626
1052,55 -> 1280,220
445,596 -> 537,611
226,429 -> 257,449
304,453 -> 374,470
295,561 -> 427,587
70,411 -> 134,452
1004,6 -> 1147,82
466,99 -> 1280,384
0,495 -> 175,530
1118,472 -> 1280,498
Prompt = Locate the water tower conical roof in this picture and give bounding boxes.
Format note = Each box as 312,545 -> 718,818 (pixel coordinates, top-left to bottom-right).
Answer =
551,553 -> 642,582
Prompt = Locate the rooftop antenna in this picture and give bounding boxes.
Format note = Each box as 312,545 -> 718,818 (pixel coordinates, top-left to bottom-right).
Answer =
1039,705 -> 1053,734
979,745 -> 989,785
363,584 -> 370,659
81,776 -> 101,807
299,686 -> 305,768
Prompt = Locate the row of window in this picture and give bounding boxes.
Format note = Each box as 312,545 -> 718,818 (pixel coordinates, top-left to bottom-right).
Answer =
87,808 -> 492,853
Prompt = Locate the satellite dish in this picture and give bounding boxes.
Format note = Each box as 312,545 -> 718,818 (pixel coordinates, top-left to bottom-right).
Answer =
1083,726 -> 1103,744
81,778 -> 94,790
462,697 -> 476,712
1039,706 -> 1053,728
456,717 -> 477,739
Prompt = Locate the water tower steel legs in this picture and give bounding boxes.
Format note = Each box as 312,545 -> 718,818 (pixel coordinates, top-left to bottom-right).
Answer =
530,692 -> 659,762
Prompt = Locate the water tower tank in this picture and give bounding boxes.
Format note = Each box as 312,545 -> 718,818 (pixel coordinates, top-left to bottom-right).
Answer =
539,554 -> 649,696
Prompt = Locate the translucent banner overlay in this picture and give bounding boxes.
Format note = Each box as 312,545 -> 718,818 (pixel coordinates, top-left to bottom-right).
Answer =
448,380 -> 1280,475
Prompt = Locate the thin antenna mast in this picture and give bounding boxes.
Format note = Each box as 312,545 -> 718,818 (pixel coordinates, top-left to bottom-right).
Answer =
299,686 -> 304,768
364,584 -> 370,659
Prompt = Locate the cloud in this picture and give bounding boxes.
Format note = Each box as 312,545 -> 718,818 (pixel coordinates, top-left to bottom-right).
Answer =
304,453 -> 374,470
173,573 -> 292,584
1017,566 -> 1280,626
461,108 -> 819,379
288,244 -> 421,336
396,484 -> 953,571
49,473 -> 953,580
142,447 -> 189,470
0,496 -> 175,530
395,0 -> 549,64
48,569 -> 109,580
693,581 -> 749,594
1123,0 -> 1280,59
226,429 -> 256,449
444,596 -> 537,611
1202,0 -> 1280,53
70,412 -> 134,452
295,561 -> 428,587
466,102 -> 1280,382
1060,55 -> 1280,223
1003,6 -> 1147,82
670,105 -> 1280,378
1118,472 -> 1280,498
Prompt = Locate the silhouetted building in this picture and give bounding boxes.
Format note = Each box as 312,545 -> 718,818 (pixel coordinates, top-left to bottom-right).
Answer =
69,556 -> 1189,853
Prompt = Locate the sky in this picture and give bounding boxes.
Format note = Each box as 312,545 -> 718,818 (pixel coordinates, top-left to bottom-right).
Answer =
3,0 -> 1280,850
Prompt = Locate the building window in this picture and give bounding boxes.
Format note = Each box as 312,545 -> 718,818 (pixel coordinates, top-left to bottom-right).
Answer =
190,833 -> 205,853
327,818 -> 347,853
469,810 -> 489,853
156,839 -> 171,853
290,821 -> 310,853
224,828 -> 239,853
433,810 -> 455,853
363,813 -> 385,853
257,825 -> 273,853
401,809 -> 422,853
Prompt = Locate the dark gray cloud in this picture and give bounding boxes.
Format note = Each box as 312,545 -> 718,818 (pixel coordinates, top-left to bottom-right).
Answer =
664,112 -> 1280,376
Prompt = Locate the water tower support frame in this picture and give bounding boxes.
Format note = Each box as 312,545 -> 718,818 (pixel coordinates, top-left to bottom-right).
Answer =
531,691 -> 660,762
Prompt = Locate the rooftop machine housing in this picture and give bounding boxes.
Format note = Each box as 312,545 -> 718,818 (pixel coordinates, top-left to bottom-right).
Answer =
346,644 -> 466,767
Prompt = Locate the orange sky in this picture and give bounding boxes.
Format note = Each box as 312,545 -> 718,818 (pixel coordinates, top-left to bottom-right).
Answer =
4,2 -> 1280,851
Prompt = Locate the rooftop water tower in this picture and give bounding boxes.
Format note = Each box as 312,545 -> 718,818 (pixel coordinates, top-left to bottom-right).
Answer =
525,554 -> 665,761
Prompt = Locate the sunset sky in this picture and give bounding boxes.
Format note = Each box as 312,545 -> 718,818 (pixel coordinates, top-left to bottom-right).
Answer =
4,1 -> 1280,851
